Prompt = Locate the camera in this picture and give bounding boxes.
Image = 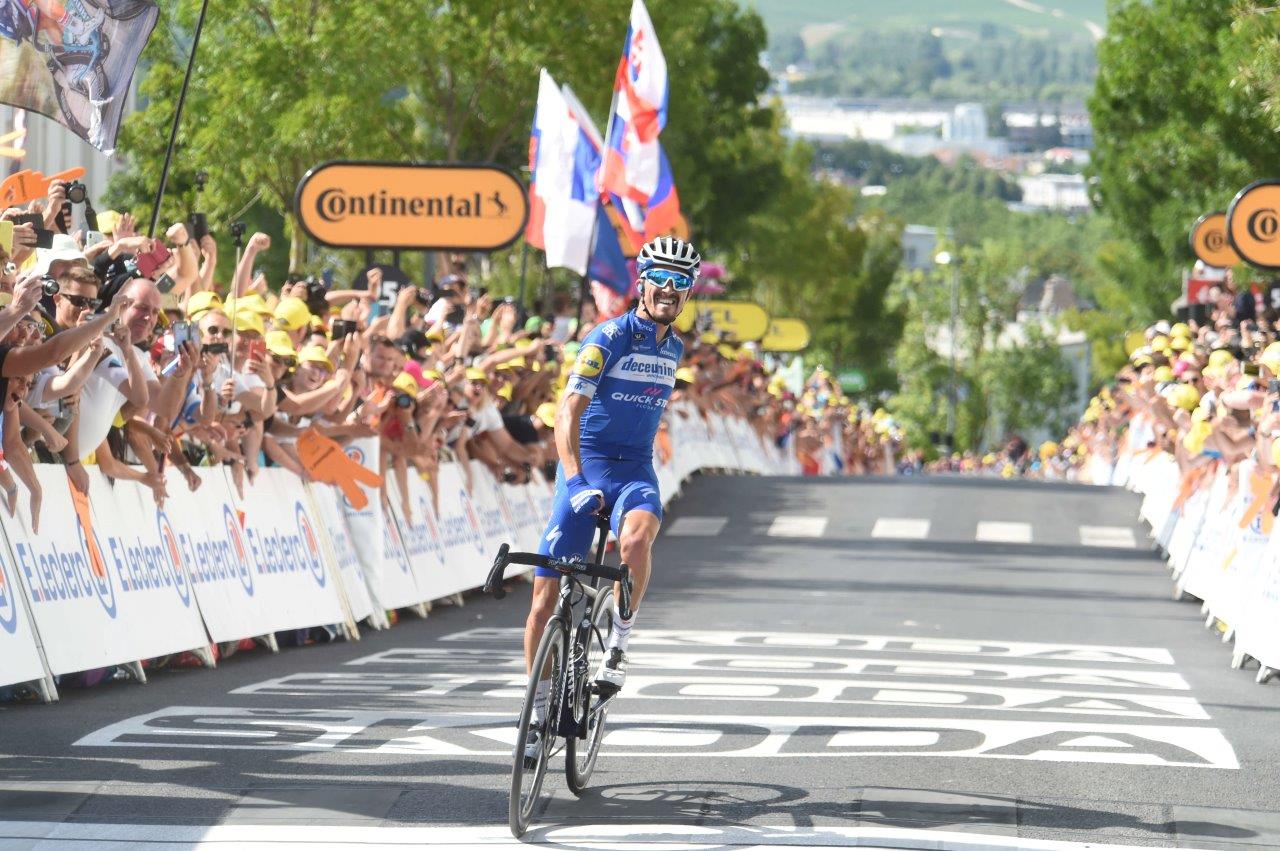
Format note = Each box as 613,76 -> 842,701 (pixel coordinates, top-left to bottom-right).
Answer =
395,393 -> 414,409
65,181 -> 87,205
203,342 -> 228,355
41,274 -> 59,297
331,318 -> 357,339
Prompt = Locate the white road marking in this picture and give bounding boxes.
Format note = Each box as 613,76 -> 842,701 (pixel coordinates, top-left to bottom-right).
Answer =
872,518 -> 930,539
976,521 -> 1033,543
232,671 -> 1209,719
344,647 -> 1193,690
1080,525 -> 1137,548
665,516 -> 728,537
0,820 -> 1218,850
766,515 -> 827,537
437,629 -> 1179,665
72,707 -> 1239,768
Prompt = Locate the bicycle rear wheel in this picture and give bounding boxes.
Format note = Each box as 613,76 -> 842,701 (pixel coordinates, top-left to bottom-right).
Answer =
510,619 -> 566,838
566,588 -> 615,795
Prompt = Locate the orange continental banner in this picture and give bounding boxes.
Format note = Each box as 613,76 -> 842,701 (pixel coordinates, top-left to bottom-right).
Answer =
761,318 -> 811,352
1189,211 -> 1239,268
295,161 -> 528,251
675,300 -> 770,341
1228,180 -> 1280,269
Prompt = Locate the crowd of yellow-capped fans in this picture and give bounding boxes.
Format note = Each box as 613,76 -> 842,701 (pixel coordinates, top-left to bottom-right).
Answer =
1026,310 -> 1280,484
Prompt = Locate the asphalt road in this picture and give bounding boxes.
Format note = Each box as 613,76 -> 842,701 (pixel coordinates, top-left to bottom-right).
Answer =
2,475 -> 1279,850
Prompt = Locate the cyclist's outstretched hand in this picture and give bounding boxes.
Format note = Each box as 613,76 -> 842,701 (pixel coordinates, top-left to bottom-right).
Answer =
567,473 -> 604,515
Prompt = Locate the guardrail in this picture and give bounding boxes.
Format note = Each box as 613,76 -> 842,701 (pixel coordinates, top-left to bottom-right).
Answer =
0,403 -> 796,701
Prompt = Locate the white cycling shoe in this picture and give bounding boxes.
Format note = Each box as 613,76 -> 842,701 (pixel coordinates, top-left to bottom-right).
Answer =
594,647 -> 627,696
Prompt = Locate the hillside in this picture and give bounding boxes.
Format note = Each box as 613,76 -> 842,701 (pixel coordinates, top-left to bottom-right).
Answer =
745,0 -> 1107,44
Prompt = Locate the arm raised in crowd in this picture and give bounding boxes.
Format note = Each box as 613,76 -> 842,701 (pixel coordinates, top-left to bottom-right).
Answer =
2,292 -> 129,378
233,232 -> 270,297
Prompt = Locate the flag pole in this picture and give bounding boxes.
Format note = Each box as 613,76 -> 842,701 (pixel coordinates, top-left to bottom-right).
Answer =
575,87 -> 620,337
148,0 -> 211,238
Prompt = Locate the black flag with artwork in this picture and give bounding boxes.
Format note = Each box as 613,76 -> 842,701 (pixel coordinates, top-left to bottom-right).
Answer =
0,0 -> 159,153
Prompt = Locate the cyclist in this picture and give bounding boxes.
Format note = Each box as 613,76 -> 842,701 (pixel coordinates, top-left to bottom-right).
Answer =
521,235 -> 699,758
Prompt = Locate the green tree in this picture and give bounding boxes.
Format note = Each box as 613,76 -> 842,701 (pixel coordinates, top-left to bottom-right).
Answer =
107,0 -> 786,271
1088,1 -> 1277,266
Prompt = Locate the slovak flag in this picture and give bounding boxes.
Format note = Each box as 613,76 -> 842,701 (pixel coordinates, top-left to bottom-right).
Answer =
601,0 -> 682,250
526,69 -> 601,275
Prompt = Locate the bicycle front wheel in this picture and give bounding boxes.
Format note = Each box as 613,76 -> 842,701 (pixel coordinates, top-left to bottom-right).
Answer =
566,587 -> 615,795
510,618 -> 567,838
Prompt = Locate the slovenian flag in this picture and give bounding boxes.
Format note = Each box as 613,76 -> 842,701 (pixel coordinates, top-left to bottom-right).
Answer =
600,0 -> 682,251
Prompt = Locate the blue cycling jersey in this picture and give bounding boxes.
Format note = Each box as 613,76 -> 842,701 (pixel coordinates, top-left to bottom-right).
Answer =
565,311 -> 684,462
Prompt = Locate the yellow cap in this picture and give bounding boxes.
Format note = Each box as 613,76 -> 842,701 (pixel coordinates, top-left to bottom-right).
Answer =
233,310 -> 265,335
465,366 -> 489,383
1039,441 -> 1059,461
393,371 -> 420,397
1169,336 -> 1190,352
1170,322 -> 1191,338
496,356 -> 526,371
675,367 -> 696,384
1261,342 -> 1280,375
1208,349 -> 1236,370
96,209 -> 123,235
496,382 -> 514,401
535,402 -> 557,429
186,290 -> 223,319
272,297 -> 312,332
298,344 -> 334,371
1150,334 -> 1169,350
423,369 -> 443,382
1191,405 -> 1210,424
425,325 -> 446,343
1152,366 -> 1174,383
1271,439 -> 1280,468
717,344 -> 736,359
264,329 -> 297,359
226,292 -> 272,316
698,332 -> 718,346
1166,383 -> 1201,411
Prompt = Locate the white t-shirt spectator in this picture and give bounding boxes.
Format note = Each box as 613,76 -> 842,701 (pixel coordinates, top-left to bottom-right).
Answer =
471,399 -> 504,435
75,339 -> 132,454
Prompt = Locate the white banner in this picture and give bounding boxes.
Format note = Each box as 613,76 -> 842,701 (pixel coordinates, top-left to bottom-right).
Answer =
434,462 -> 493,595
306,485 -> 375,625
10,466 -> 208,676
0,521 -> 48,689
339,439 -> 420,611
386,470 -> 454,603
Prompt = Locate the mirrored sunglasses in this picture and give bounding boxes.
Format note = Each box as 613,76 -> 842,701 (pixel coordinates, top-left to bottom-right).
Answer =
641,268 -> 694,292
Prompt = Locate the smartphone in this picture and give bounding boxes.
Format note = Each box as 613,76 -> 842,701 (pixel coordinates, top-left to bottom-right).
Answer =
171,320 -> 194,348
32,228 -> 54,250
12,213 -> 40,230
331,318 -> 356,339
1269,379 -> 1280,395
0,221 -> 11,256
247,339 -> 266,361
83,230 -> 105,249
155,272 -> 177,294
134,244 -> 172,278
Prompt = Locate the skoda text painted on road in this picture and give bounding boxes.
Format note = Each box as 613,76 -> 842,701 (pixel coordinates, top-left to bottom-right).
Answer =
73,707 -> 1238,769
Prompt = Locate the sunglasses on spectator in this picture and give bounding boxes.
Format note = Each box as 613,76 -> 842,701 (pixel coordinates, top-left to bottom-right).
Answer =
641,268 -> 694,291
60,294 -> 100,310
205,326 -> 231,337
271,355 -> 297,367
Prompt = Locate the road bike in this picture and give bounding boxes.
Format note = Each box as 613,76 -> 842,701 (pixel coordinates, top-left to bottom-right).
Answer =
483,518 -> 632,838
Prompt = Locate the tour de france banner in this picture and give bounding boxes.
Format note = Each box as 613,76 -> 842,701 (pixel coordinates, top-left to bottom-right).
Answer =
0,0 -> 160,153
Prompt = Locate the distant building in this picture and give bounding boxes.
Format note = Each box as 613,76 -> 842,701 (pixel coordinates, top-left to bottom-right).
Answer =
1015,173 -> 1090,212
901,225 -> 941,271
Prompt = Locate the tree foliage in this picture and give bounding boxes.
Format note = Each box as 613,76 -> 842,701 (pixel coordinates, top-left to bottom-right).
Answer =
789,27 -> 1095,103
107,0 -> 785,267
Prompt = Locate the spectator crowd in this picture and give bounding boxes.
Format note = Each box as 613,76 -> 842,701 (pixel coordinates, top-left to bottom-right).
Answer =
0,180 -> 901,542
993,271 -> 1280,487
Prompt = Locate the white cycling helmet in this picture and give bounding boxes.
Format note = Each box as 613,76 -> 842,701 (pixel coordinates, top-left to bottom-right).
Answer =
637,236 -> 701,280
